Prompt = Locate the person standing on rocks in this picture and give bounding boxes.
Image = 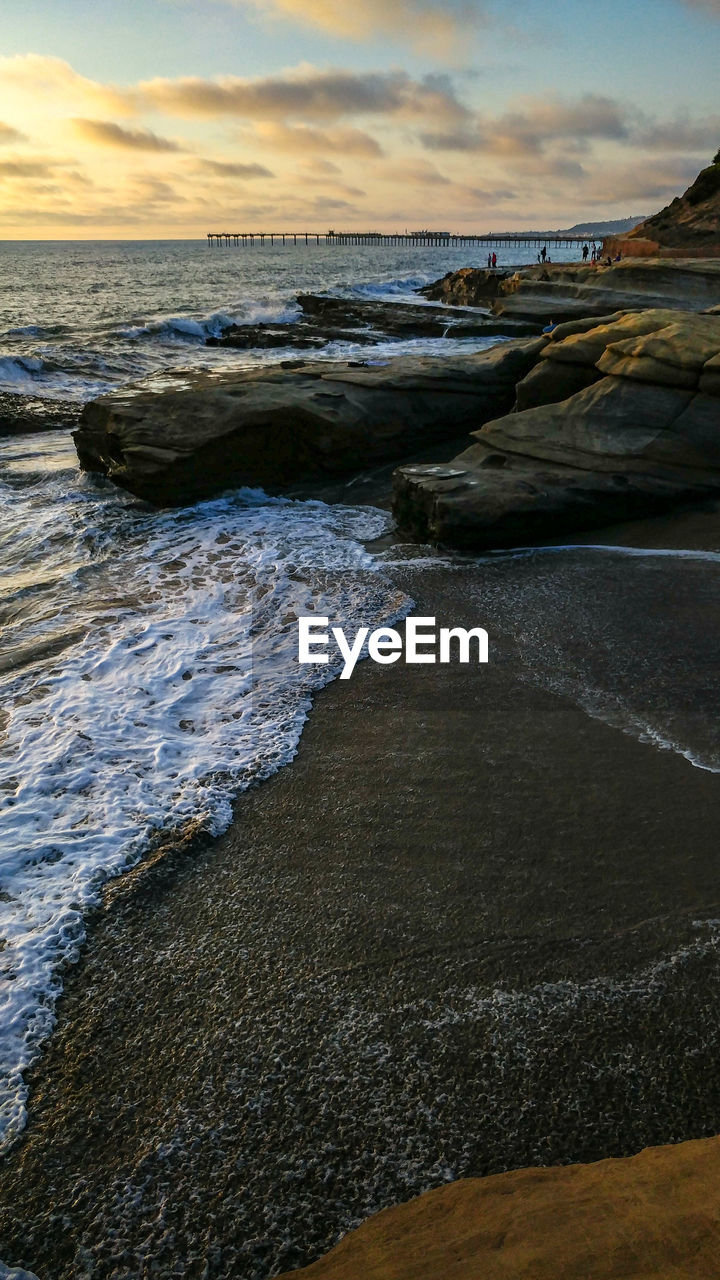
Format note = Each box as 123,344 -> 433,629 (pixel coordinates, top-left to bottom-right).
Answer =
487,253 -> 492,268
492,251 -> 498,268
582,243 -> 589,261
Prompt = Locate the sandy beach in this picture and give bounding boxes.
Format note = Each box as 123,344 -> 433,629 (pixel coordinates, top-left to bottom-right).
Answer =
3,502 -> 720,1279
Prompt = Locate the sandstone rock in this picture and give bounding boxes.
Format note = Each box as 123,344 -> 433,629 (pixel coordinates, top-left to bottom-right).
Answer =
597,315 -> 720,388
622,158 -> 720,251
489,260 -> 720,324
481,376 -> 720,472
393,440 -> 717,550
514,358 -> 600,410
512,311 -> 682,410
418,267 -> 513,307
73,339 -> 545,506
393,310 -> 720,549
538,310 -> 681,367
277,1135 -> 720,1280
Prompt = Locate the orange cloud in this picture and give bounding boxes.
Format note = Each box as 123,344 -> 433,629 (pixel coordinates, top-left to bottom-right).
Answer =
0,122 -> 26,144
138,67 -> 468,123
0,54 -> 135,115
221,0 -> 481,52
72,119 -> 183,151
197,158 -> 275,177
252,121 -> 384,157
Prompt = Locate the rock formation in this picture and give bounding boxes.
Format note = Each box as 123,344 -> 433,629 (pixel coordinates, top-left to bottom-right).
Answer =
73,339 -> 543,506
393,309 -> 720,549
276,1135 -> 720,1280
207,292 -> 537,352
419,267 -> 513,308
418,259 -> 720,326
612,154 -> 720,254
492,259 -> 720,324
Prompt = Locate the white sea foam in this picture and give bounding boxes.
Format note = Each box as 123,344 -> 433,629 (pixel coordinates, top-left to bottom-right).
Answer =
0,434 -> 407,1150
0,1263 -> 41,1280
0,355 -> 45,385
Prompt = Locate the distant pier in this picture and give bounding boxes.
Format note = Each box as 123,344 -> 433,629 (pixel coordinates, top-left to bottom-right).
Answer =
206,231 -> 593,248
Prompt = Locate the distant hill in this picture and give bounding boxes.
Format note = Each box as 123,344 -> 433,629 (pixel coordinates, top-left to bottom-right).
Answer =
626,153 -> 720,248
556,217 -> 648,236
502,218 -> 647,237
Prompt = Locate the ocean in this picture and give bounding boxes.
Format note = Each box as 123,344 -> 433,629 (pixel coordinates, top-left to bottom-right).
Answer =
0,236 -> 647,1154
4,240 -> 720,1280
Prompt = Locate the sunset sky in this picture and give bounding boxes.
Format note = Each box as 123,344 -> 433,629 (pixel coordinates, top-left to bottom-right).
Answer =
0,0 -> 718,238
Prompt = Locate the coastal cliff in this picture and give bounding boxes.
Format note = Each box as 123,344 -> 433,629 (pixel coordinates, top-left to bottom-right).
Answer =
618,154 -> 720,253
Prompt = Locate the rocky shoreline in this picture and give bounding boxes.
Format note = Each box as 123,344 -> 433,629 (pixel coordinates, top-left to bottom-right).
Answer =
72,258 -> 720,549
4,510 -> 720,1279
4,235 -> 720,1279
394,306 -> 720,548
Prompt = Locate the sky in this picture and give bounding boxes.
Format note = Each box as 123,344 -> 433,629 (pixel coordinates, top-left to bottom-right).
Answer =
0,0 -> 718,238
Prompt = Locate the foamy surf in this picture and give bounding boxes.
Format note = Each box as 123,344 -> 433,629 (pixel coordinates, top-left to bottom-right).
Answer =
0,432 -> 408,1150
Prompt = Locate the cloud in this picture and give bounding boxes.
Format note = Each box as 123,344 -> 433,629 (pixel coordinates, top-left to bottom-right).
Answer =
0,54 -> 134,115
0,123 -> 26,144
301,157 -> 342,175
421,93 -> 630,156
198,158 -> 275,177
251,121 -> 384,157
634,117 -> 720,151
579,156 -> 703,205
139,67 -> 468,123
216,0 -> 481,52
0,159 -> 59,179
72,119 -> 182,151
384,159 -> 448,185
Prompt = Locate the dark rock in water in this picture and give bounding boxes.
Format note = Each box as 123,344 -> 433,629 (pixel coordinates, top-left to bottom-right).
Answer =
419,267 -> 513,307
73,339 -> 544,507
393,309 -> 720,548
0,393 -> 82,437
207,325 -> 332,351
206,293 -> 539,351
293,293 -> 531,337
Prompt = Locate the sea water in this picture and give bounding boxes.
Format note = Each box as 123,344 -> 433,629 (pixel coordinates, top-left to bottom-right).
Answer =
0,237 -> 601,1149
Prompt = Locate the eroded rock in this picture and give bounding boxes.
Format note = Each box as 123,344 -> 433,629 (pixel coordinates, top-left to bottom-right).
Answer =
73,339 -> 544,506
393,309 -> 720,548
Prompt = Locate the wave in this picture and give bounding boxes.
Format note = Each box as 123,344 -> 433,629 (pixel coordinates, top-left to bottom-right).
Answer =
0,355 -> 46,386
116,300 -> 301,344
329,273 -> 436,304
0,458 -> 407,1152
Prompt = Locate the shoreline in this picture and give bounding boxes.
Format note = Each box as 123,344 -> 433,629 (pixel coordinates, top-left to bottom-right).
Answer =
3,504 -> 720,1278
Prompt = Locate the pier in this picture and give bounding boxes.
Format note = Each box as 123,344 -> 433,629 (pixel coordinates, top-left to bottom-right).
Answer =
206,231 -> 593,248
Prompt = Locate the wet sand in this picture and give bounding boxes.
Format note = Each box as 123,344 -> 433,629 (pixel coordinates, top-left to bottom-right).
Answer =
3,508 -> 720,1279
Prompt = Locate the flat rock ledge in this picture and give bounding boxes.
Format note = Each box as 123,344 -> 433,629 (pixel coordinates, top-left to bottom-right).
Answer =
431,259 -> 720,325
72,340 -> 542,507
393,309 -> 720,549
277,1134 -> 720,1280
